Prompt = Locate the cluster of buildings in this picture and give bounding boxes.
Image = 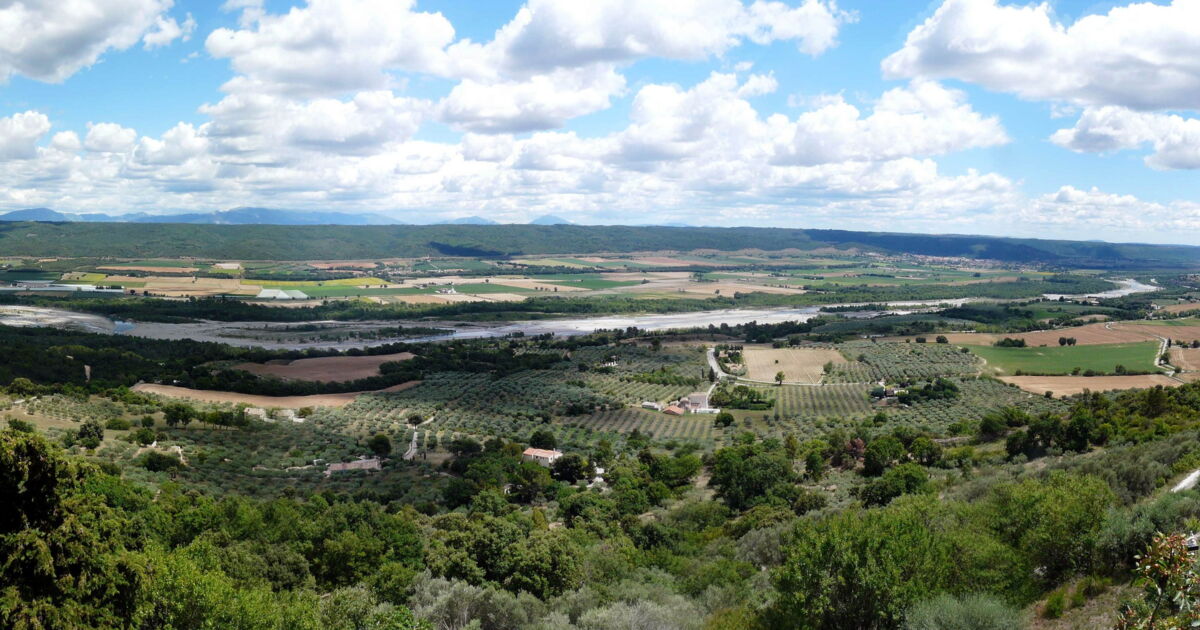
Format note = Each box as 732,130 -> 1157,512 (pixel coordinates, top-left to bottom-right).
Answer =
644,391 -> 719,416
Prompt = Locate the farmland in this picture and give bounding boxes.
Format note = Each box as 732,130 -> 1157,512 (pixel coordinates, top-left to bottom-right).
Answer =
967,341 -> 1160,376
741,346 -> 845,383
131,381 -> 422,408
232,352 -> 416,382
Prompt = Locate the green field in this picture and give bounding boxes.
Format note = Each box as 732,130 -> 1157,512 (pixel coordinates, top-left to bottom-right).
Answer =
968,341 -> 1160,375
1136,318 -> 1200,327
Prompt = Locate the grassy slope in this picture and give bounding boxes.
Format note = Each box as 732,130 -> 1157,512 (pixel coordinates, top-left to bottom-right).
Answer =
968,341 -> 1161,375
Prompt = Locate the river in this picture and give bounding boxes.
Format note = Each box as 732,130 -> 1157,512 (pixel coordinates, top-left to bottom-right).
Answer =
0,278 -> 1159,351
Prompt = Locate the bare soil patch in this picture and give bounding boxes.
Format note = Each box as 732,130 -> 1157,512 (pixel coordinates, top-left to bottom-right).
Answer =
944,323 -> 1154,347
742,346 -> 845,383
132,380 -> 421,408
1000,374 -> 1179,396
1118,322 -> 1200,344
309,261 -> 378,269
233,352 -> 415,382
632,256 -> 721,267
1171,347 -> 1200,372
1161,302 -> 1200,314
487,278 -> 589,292
98,265 -> 199,274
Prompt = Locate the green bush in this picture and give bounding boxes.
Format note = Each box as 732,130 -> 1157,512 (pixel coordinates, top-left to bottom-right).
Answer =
905,593 -> 1022,630
1041,588 -> 1066,619
105,418 -> 132,431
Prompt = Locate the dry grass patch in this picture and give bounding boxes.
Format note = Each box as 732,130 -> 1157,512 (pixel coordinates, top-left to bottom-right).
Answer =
1171,347 -> 1200,372
98,265 -> 199,274
1000,374 -> 1179,397
132,381 -> 421,408
233,352 -> 415,382
1161,302 -> 1200,314
742,346 -> 845,383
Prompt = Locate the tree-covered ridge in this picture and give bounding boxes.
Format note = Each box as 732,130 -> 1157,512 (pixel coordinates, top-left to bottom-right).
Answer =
0,221 -> 1197,266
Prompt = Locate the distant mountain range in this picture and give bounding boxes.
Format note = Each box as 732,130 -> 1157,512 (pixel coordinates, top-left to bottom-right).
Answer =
529,214 -> 572,225
0,207 -> 576,226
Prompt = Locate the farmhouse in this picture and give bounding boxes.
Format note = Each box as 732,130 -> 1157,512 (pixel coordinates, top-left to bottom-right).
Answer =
522,447 -> 563,467
676,391 -> 719,414
663,405 -> 685,416
641,401 -> 664,411
325,457 -> 381,476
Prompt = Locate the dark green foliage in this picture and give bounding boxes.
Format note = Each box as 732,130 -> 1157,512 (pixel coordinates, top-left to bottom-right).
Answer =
858,463 -> 933,507
550,453 -> 593,483
863,436 -> 905,476
528,428 -> 557,450
138,450 -> 183,472
709,436 -> 797,511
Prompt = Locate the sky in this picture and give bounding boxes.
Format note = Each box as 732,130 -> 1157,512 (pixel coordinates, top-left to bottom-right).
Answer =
1,0 -> 1200,244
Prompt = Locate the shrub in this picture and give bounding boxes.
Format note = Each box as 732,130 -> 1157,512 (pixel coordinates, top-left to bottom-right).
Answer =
105,417 -> 132,431
139,450 -> 183,472
1041,588 -> 1066,619
905,593 -> 1022,630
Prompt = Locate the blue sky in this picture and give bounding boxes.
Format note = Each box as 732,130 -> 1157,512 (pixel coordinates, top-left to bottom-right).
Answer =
0,0 -> 1198,244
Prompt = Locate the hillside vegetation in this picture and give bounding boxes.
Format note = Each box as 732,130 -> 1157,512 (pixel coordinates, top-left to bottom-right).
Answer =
0,221 -> 1197,266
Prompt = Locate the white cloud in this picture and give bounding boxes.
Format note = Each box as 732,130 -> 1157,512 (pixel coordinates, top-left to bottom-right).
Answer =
0,0 -> 174,83
84,123 -> 137,153
1023,185 -> 1200,233
0,111 -> 52,160
439,66 -> 626,133
474,0 -> 850,77
1051,106 -> 1200,170
143,12 -> 196,49
774,79 -> 1008,165
205,0 -> 456,97
199,90 -> 431,160
883,0 -> 1200,112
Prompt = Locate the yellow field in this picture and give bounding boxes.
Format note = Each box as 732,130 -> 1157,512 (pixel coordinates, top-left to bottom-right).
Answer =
741,346 -> 846,383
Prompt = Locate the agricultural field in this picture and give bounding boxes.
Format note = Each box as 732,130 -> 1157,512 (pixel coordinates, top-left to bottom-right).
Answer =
232,352 -> 416,382
131,382 -> 421,408
1000,374 -> 1181,396
968,341 -> 1160,376
825,341 -> 981,383
1171,347 -> 1200,372
740,346 -> 845,383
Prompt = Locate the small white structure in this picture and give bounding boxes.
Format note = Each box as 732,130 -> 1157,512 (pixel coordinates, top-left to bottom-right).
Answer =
244,407 -> 269,421
213,262 -> 242,270
641,401 -> 664,411
435,286 -> 458,295
674,392 -> 720,414
255,288 -> 309,300
276,409 -> 299,423
522,447 -> 563,467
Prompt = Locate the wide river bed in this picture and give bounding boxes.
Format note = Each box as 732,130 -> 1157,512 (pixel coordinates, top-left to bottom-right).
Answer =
0,278 -> 1158,351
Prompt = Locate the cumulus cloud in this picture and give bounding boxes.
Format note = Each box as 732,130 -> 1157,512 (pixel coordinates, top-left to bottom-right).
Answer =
773,79 -> 1008,165
205,0 -> 457,96
1023,185 -> 1200,234
439,66 -> 626,133
84,123 -> 138,153
0,0 -> 175,83
0,112 -> 52,160
1051,106 -> 1200,170
883,0 -> 1200,111
471,0 -> 850,77
143,12 -> 196,49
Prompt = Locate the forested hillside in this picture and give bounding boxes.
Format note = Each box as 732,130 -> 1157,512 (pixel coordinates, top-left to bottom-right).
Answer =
0,221 -> 1196,266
